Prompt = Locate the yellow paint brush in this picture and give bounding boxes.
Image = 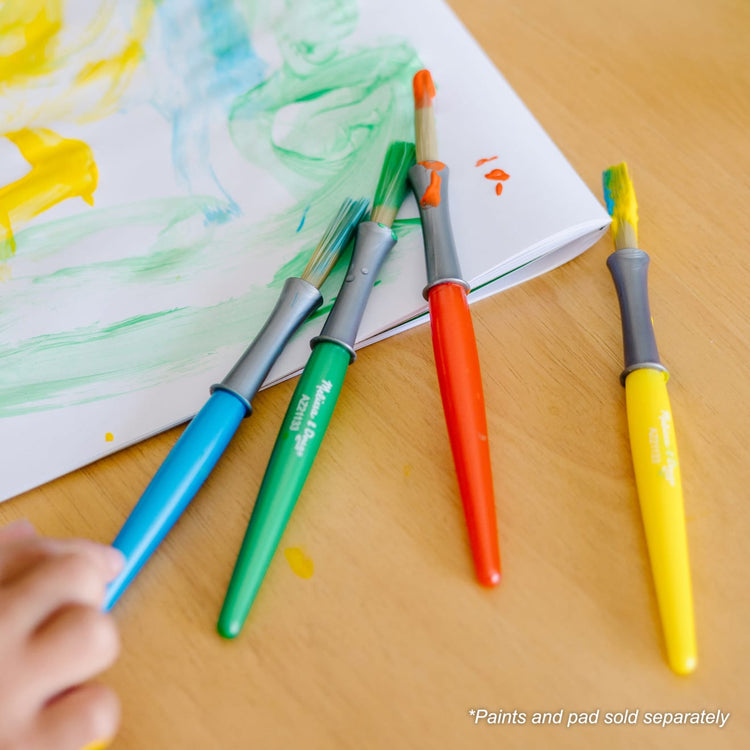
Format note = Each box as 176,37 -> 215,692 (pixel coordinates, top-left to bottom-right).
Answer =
603,162 -> 697,674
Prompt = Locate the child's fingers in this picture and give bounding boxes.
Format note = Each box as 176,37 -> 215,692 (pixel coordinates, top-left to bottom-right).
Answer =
28,605 -> 120,700
0,536 -> 123,587
29,681 -> 120,750
0,519 -> 38,544
4,549 -> 121,633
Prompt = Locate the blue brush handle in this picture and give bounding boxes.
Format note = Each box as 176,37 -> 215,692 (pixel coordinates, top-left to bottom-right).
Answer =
104,390 -> 247,610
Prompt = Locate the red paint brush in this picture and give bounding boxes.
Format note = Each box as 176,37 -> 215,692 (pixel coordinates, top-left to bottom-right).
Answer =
408,69 -> 502,586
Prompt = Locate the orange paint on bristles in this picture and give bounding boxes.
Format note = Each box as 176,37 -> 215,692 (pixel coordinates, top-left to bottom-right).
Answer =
421,160 -> 445,171
476,156 -> 498,167
413,69 -> 436,108
420,170 -> 442,207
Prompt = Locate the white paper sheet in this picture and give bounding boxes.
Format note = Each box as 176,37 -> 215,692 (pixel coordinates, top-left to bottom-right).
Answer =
0,0 -> 609,502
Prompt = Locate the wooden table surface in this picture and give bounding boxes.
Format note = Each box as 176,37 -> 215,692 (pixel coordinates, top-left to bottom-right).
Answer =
2,0 -> 748,748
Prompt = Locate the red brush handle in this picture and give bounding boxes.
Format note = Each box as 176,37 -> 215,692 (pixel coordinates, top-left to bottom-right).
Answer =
428,282 -> 501,586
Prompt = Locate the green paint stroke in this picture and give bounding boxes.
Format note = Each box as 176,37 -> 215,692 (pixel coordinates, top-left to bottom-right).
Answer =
0,295 -> 273,417
0,282 -> 285,417
0,196 -> 279,417
1,2 -> 423,417
230,0 -> 420,291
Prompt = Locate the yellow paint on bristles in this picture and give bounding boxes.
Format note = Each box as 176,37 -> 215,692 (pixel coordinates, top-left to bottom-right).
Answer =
603,162 -> 639,251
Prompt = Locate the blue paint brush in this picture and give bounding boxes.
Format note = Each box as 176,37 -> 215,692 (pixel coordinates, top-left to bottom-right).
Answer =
103,197 -> 368,609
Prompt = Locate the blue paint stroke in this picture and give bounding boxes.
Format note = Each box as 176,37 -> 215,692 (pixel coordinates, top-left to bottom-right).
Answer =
152,0 -> 266,222
602,169 -> 616,216
296,205 -> 311,233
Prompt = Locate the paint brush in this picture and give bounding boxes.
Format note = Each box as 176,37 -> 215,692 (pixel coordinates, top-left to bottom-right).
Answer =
602,162 -> 696,674
103,197 -> 368,610
217,142 -> 415,638
408,69 -> 501,587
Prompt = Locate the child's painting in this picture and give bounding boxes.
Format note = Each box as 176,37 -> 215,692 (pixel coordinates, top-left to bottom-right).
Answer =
0,0 -> 608,501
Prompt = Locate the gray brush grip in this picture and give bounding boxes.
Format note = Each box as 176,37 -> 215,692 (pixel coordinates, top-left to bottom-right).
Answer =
312,221 -> 396,362
607,248 -> 667,385
212,277 -> 322,413
408,163 -> 469,297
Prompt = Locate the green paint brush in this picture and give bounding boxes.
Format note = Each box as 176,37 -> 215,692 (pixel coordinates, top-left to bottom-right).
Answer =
218,141 -> 416,638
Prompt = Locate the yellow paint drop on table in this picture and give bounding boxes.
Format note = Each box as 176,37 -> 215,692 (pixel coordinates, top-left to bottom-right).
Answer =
284,547 -> 314,579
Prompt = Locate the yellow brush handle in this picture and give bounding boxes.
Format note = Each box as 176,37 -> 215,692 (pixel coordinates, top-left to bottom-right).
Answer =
625,367 -> 697,674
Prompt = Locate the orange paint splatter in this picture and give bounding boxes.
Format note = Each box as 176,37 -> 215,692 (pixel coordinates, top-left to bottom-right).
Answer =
476,156 -> 498,167
284,547 -> 314,579
495,182 -> 504,196
420,170 -> 442,207
413,68 -> 436,108
485,169 -> 510,181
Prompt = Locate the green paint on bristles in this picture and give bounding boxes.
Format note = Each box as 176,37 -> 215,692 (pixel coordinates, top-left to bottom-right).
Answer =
373,141 -> 416,209
371,141 -> 416,226
302,197 -> 369,288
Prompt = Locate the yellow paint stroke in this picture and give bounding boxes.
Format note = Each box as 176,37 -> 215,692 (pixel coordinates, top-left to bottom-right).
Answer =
105,431 -> 114,442
74,0 -> 158,121
284,547 -> 314,579
0,3 -> 156,253
1,1 -> 157,125
0,129 -> 98,254
0,1 -> 63,86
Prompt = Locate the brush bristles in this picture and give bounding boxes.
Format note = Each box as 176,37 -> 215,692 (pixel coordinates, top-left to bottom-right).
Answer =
301,197 -> 369,288
371,141 -> 416,227
603,162 -> 639,250
413,69 -> 438,162
415,106 -> 438,163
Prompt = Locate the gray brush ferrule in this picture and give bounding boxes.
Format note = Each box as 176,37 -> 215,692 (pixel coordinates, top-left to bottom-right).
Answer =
607,248 -> 668,386
311,221 -> 396,363
408,163 -> 470,298
211,277 -> 322,413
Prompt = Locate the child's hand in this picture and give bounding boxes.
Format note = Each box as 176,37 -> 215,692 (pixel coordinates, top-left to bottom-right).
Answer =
0,520 -> 123,750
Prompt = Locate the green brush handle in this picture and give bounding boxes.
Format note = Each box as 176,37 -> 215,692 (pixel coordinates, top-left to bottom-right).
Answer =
218,341 -> 349,638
